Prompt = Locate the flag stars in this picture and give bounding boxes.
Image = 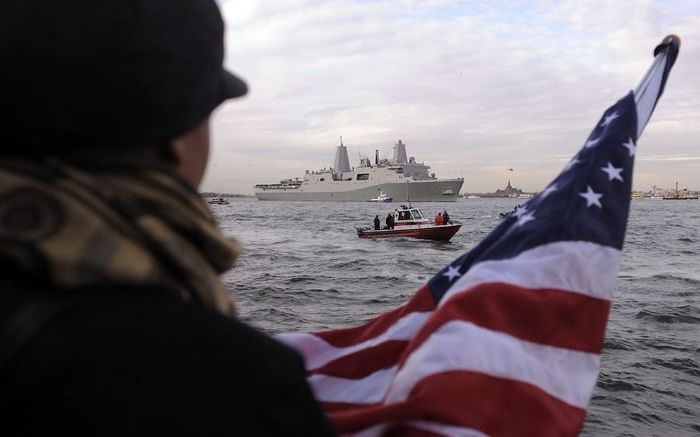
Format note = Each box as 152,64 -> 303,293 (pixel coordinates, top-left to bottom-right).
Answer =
516,211 -> 535,227
601,111 -> 619,127
540,184 -> 558,199
579,185 -> 603,208
584,137 -> 600,149
513,206 -> 528,218
601,162 -> 624,182
565,158 -> 581,171
442,265 -> 461,282
623,138 -> 636,157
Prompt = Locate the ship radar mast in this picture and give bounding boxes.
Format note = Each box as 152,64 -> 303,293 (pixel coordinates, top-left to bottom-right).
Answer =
334,136 -> 351,173
392,139 -> 408,164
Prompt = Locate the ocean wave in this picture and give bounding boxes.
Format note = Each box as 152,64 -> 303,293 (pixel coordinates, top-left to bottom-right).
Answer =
649,274 -> 700,285
395,259 -> 433,270
603,338 -> 634,351
270,238 -> 297,245
627,411 -> 664,426
287,275 -> 317,284
304,288 -> 342,295
328,259 -> 374,269
650,357 -> 700,377
637,341 -> 694,352
635,306 -> 700,324
597,377 -> 646,392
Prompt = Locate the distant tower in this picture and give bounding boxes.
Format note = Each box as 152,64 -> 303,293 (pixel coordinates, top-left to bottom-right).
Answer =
334,137 -> 351,173
392,140 -> 408,164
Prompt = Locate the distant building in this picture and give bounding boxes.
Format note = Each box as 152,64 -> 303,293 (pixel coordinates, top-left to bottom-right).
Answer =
480,180 -> 527,198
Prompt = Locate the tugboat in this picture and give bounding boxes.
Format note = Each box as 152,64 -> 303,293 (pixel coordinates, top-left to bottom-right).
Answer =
356,205 -> 461,241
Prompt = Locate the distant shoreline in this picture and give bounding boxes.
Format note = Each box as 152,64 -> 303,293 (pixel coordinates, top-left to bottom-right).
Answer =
200,192 -> 254,198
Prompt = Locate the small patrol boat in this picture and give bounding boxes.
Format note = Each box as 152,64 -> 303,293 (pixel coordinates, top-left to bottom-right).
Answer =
357,205 -> 461,241
367,191 -> 393,203
207,197 -> 230,205
499,204 -> 523,219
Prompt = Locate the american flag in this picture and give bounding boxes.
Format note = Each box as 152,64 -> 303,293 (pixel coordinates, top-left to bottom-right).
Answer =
278,36 -> 679,436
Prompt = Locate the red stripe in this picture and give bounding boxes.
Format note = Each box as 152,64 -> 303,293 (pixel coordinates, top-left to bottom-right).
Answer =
315,285 -> 434,348
397,371 -> 586,436
311,340 -> 407,378
327,371 -> 586,436
409,282 -> 610,355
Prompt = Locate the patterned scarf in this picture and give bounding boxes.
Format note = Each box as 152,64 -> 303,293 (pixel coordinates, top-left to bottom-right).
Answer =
0,157 -> 240,316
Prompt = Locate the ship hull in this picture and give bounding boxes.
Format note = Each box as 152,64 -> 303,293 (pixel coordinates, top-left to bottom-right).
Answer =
255,179 -> 463,202
357,223 -> 462,241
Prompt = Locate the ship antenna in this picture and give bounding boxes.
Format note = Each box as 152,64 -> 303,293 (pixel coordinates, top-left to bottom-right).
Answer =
405,179 -> 412,207
376,188 -> 381,214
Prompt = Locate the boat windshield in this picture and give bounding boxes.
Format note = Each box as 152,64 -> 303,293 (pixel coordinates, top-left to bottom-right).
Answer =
411,210 -> 423,220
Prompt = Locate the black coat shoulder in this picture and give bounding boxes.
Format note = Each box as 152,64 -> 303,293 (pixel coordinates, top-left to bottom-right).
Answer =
0,275 -> 335,436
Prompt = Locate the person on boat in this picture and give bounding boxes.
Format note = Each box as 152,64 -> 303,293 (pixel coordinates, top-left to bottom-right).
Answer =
443,210 -> 450,225
386,212 -> 395,229
0,1 -> 334,435
435,212 -> 444,226
374,215 -> 381,230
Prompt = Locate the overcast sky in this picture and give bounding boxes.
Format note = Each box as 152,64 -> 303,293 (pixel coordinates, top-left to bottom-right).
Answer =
202,0 -> 699,195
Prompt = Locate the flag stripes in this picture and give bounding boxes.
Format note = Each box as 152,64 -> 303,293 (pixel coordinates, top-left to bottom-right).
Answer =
391,372 -> 586,436
411,283 -> 611,354
385,321 -> 601,408
281,239 -> 617,419
278,306 -> 432,371
440,241 -> 621,303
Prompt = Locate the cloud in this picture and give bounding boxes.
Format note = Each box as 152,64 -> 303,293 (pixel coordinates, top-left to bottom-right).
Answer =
202,0 -> 700,194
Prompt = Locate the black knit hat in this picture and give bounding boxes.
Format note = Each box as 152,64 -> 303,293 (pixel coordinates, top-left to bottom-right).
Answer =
0,0 -> 247,155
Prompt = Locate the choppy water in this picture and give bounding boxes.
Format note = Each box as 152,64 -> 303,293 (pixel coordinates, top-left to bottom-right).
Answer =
214,198 -> 699,436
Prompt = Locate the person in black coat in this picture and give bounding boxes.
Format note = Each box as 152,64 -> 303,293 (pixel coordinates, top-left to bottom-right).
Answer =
0,1 -> 334,435
443,210 -> 450,224
374,215 -> 381,230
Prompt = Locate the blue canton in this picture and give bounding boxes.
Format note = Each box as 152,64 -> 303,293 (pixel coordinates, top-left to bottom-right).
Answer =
429,92 -> 638,303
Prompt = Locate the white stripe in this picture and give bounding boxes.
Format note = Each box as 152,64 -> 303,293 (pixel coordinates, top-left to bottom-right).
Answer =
353,423 -> 388,437
276,311 -> 431,370
443,241 -> 620,305
385,320 -> 600,409
308,366 -> 398,404
634,48 -> 668,137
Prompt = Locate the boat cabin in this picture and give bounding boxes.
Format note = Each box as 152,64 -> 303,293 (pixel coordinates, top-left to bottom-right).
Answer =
393,205 -> 430,226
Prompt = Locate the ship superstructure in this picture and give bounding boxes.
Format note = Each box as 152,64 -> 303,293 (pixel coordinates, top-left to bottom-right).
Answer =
254,139 -> 463,202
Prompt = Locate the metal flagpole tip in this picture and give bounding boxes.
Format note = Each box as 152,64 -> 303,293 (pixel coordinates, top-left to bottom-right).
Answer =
654,34 -> 681,56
